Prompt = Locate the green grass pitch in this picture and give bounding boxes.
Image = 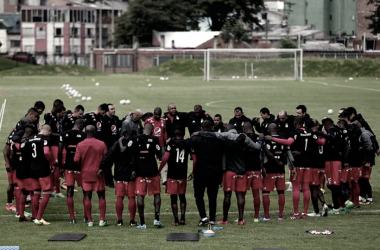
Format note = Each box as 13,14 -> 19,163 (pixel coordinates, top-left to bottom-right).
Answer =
0,75 -> 379,250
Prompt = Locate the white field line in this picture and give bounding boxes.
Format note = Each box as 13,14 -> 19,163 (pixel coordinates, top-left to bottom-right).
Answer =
308,81 -> 328,85
330,84 -> 380,92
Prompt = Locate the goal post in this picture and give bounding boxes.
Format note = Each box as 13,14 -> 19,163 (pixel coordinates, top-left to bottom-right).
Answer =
205,48 -> 303,81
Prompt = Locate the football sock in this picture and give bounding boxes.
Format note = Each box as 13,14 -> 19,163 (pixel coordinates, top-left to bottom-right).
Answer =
67,196 -> 75,220
116,196 -> 124,220
37,192 -> 51,220
174,216 -> 179,223
292,182 -> 300,214
302,182 -> 310,214
253,189 -> 261,218
140,216 -> 145,225
14,187 -> 20,216
278,193 -> 285,217
262,193 -> 270,218
99,199 -> 106,221
128,197 -> 136,221
32,191 -> 40,219
19,193 -> 27,218
84,200 -> 92,222
155,212 -> 160,221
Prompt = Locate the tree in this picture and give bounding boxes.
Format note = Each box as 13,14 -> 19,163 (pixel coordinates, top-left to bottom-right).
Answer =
115,0 -> 189,46
366,1 -> 380,35
191,0 -> 265,31
278,38 -> 297,49
220,21 -> 250,43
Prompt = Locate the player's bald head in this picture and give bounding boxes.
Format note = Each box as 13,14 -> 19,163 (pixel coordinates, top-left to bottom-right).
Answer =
268,123 -> 277,130
243,121 -> 253,133
74,118 -> 85,130
144,123 -> 153,135
40,124 -> 52,135
85,125 -> 96,137
225,123 -> 234,131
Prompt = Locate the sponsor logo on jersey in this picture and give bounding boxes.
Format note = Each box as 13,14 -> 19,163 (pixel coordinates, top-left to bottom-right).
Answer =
96,122 -> 102,130
111,125 -> 117,134
77,134 -> 82,138
154,127 -> 162,136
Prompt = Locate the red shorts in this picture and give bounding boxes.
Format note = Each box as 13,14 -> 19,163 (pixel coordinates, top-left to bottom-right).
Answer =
51,146 -> 59,165
16,178 -> 33,191
222,170 -> 246,192
360,166 -> 372,179
31,176 -> 52,191
115,181 -> 136,197
166,178 -> 187,195
7,171 -> 16,185
309,168 -> 325,186
348,166 -> 361,182
262,173 -> 286,192
325,161 -> 342,186
82,176 -> 105,192
135,176 -> 161,196
65,170 -> 82,187
291,167 -> 311,184
62,148 -> 67,165
341,167 -> 350,183
245,171 -> 263,190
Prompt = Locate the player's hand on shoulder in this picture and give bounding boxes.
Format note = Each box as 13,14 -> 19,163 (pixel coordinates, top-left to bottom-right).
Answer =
97,169 -> 103,177
191,132 -> 199,137
187,172 -> 194,181
292,151 -> 301,156
264,135 -> 273,141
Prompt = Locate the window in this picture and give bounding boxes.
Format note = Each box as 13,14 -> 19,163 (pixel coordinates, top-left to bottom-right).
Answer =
11,40 -> 20,47
55,45 -> 62,54
32,9 -> 42,22
87,28 -> 93,38
105,54 -> 133,67
22,27 -> 34,37
36,27 -> 46,39
71,27 -> 79,37
24,45 -> 34,52
102,28 -> 107,38
55,28 -> 62,37
72,46 -> 79,53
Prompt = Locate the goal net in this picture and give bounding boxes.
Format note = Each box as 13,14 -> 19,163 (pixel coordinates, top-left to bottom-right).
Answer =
204,48 -> 303,81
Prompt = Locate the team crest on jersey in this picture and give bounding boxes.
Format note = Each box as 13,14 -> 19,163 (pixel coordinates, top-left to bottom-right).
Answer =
56,122 -> 60,129
154,127 -> 162,135
313,135 -> 317,139
77,134 -> 82,138
128,141 -> 133,147
44,140 -> 48,145
266,144 -> 271,149
156,145 -> 160,150
148,139 -> 153,142
111,125 -> 117,133
167,145 -> 171,151
21,143 -> 25,148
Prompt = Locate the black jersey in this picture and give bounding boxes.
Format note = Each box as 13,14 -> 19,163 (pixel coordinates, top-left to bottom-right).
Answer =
311,144 -> 326,169
61,113 -> 79,132
27,135 -> 51,179
101,114 -> 121,148
60,129 -> 86,171
17,139 -> 32,180
346,124 -> 363,167
129,134 -> 161,177
244,133 -> 262,171
290,128 -> 318,168
263,136 -> 286,173
44,112 -> 61,145
228,115 -> 251,134
276,115 -> 295,139
165,139 -> 194,179
213,123 -> 226,133
186,113 -> 214,135
83,112 -> 103,140
323,127 -> 344,162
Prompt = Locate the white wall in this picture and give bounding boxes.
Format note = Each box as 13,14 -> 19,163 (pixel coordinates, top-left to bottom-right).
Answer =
0,29 -> 7,53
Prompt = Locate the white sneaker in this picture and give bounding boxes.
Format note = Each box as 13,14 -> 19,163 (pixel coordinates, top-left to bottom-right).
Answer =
307,212 -> 321,217
322,204 -> 329,217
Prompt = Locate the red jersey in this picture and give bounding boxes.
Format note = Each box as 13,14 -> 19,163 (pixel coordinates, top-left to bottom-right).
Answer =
74,137 -> 108,182
144,116 -> 167,147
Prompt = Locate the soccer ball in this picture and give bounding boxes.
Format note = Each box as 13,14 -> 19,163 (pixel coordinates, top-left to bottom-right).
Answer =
232,76 -> 236,79
148,83 -> 152,88
165,77 -> 169,80
82,96 -> 86,101
119,100 -> 126,105
125,99 -> 131,104
236,76 -> 240,79
86,96 -> 92,101
348,77 -> 353,81
95,82 -> 100,86
254,76 -> 258,79
328,109 -> 334,115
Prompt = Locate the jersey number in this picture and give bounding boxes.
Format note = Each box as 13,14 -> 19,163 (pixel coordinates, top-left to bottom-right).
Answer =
176,148 -> 185,163
304,138 -> 308,151
32,143 -> 37,158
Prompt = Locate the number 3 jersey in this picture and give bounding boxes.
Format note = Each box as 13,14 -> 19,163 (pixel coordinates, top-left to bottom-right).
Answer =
165,139 -> 194,179
26,134 -> 52,179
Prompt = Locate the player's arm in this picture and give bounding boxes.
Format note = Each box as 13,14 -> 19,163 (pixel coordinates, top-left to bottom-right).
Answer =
244,135 -> 262,150
158,151 -> 170,174
3,144 -> 12,172
58,141 -> 64,169
266,136 -> 295,146
188,153 -> 197,181
44,145 -> 55,172
73,145 -> 81,168
155,139 -> 162,160
100,142 -> 117,171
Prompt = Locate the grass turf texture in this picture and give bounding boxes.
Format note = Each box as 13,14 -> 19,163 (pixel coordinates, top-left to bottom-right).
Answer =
0,74 -> 379,250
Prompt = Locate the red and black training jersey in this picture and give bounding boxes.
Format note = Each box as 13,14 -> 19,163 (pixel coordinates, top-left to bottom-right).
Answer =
44,112 -> 61,146
290,128 -> 318,168
129,134 -> 161,177
27,135 -> 51,179
101,114 -> 121,148
83,112 -> 103,140
244,133 -> 262,172
165,139 -> 194,179
60,129 -> 86,171
263,136 -> 286,174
